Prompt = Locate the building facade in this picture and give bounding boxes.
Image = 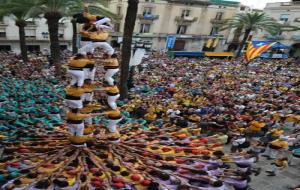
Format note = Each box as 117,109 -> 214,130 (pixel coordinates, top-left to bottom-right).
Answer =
0,0 -> 242,53
107,0 -> 241,52
0,17 -> 73,53
253,1 -> 300,57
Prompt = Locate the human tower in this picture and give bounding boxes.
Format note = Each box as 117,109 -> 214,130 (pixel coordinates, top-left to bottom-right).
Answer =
65,9 -> 122,145
0,8 -> 266,190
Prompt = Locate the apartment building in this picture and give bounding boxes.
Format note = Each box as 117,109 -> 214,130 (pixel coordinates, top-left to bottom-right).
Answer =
254,1 -> 300,57
0,17 -> 73,53
107,0 -> 240,51
0,0 -> 241,53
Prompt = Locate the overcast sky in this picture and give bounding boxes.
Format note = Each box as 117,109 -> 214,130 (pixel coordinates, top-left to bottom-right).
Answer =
238,0 -> 291,9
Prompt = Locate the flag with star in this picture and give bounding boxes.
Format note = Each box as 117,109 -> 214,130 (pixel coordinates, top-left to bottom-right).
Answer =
245,41 -> 276,61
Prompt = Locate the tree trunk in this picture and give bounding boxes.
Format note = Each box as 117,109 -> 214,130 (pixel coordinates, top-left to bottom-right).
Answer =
120,0 -> 139,99
45,12 -> 62,75
16,21 -> 28,64
71,19 -> 78,55
236,28 -> 251,58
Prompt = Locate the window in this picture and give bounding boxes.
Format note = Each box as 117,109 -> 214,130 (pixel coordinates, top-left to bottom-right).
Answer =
59,28 -> 64,38
60,45 -> 68,50
117,6 -> 122,15
0,28 -> 6,37
114,23 -> 121,32
181,10 -> 190,18
27,45 -> 40,52
177,25 -> 187,34
240,6 -> 245,11
0,45 -> 11,51
25,29 -> 36,38
280,14 -> 290,22
140,24 -> 150,33
210,27 -> 219,35
143,7 -> 152,15
215,12 -> 223,20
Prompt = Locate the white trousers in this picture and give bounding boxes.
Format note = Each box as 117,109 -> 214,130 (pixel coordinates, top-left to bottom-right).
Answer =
265,146 -> 279,159
107,118 -> 122,133
79,43 -> 94,55
67,69 -> 85,87
93,42 -> 114,55
83,67 -> 96,80
80,41 -> 92,48
105,69 -> 119,85
83,93 -> 94,102
107,94 -> 120,110
95,17 -> 111,28
65,99 -> 83,109
79,42 -> 114,55
84,117 -> 93,125
68,123 -> 84,136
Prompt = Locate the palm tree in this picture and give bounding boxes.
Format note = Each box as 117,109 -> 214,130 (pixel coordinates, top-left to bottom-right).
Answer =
222,12 -> 280,57
120,0 -> 139,99
0,0 -> 37,64
31,0 -> 112,70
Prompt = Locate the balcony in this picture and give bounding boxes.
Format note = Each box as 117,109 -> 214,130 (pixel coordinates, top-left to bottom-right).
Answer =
291,35 -> 300,41
175,16 -> 198,25
25,36 -> 37,40
264,35 -> 284,40
59,22 -> 66,28
116,14 -> 123,20
25,21 -> 36,26
138,14 -> 159,21
0,21 -> 7,26
59,34 -> 64,39
210,18 -> 226,25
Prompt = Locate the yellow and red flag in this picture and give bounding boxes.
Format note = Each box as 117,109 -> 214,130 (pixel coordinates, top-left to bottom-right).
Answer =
245,41 -> 276,61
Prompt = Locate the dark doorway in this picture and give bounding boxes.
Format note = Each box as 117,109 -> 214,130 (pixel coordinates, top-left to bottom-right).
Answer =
173,40 -> 185,51
27,45 -> 40,52
60,45 -> 68,50
0,45 -> 11,51
290,43 -> 300,58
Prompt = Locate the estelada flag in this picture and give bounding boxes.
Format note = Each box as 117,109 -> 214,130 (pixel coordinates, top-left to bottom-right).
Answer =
245,41 -> 276,61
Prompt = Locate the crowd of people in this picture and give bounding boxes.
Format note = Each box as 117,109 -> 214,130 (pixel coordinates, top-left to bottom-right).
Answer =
0,48 -> 299,189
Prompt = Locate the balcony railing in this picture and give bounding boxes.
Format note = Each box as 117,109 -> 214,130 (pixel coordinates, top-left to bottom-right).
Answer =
264,35 -> 284,40
175,16 -> 197,25
25,21 -> 36,26
0,22 -> 7,26
59,22 -> 66,27
291,35 -> 300,41
138,14 -> 159,20
210,18 -> 226,25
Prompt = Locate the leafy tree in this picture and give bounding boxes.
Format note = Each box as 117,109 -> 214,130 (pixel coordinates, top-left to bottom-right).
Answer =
222,12 -> 280,57
0,0 -> 37,63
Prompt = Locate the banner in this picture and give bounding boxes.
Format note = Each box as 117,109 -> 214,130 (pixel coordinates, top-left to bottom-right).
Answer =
166,35 -> 176,49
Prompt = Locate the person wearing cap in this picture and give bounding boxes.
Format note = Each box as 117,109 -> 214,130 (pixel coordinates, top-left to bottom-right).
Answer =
264,136 -> 289,159
266,157 -> 288,176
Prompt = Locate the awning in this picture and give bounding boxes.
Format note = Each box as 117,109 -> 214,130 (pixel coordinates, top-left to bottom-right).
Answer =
271,42 -> 291,49
205,52 -> 234,57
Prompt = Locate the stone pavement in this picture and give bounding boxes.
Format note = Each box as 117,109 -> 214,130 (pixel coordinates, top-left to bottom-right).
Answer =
249,155 -> 300,190
223,145 -> 300,190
